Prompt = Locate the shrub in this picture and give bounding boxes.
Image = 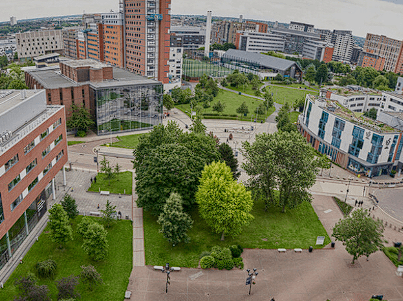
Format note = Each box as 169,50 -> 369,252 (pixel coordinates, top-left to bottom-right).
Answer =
199,251 -> 211,259
77,216 -> 94,237
229,245 -> 242,258
56,275 -> 80,300
200,256 -> 215,269
15,273 -> 51,301
35,259 -> 57,279
76,130 -> 86,137
233,257 -> 244,269
80,265 -> 103,290
222,258 -> 234,270
211,246 -> 232,262
216,260 -> 226,270
237,245 -> 244,253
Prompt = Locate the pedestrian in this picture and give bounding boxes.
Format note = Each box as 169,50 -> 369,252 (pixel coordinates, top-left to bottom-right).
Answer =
360,201 -> 363,207
90,177 -> 93,183
97,204 -> 100,209
373,206 -> 375,210
355,200 -> 357,206
118,211 -> 122,219
94,176 -> 97,183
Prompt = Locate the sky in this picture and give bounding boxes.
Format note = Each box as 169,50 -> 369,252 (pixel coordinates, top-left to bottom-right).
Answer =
2,0 -> 403,39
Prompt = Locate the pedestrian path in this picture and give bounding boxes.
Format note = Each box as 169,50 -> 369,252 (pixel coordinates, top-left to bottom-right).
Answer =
132,172 -> 145,267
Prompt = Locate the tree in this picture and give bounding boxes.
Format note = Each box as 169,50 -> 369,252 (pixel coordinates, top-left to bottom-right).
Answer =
196,162 -> 254,240
15,274 -> 51,301
190,115 -> 206,134
100,200 -> 116,228
82,222 -> 109,261
14,52 -> 18,61
157,192 -> 193,246
212,101 -> 225,113
236,102 -> 249,116
263,92 -> 274,109
163,93 -> 174,111
338,74 -> 357,86
80,265 -> 103,291
100,156 -> 114,180
114,163 -> 121,180
61,194 -> 79,219
66,104 -> 94,134
293,97 -> 305,112
304,65 -> 316,83
218,143 -> 240,179
255,103 -> 266,116
0,55 -> 8,68
274,74 -> 283,81
364,108 -> 377,120
171,87 -> 192,104
56,275 -> 80,300
77,216 -> 94,237
242,131 -> 320,212
315,64 -> 328,85
332,209 -> 384,264
276,103 -> 296,132
373,75 -> 389,90
48,204 -> 73,248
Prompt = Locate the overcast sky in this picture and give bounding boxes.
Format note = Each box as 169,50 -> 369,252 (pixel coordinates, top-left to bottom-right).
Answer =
2,0 -> 403,39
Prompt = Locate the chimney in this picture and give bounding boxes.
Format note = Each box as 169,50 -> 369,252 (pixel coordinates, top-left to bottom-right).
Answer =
204,11 -> 212,58
239,15 -> 243,23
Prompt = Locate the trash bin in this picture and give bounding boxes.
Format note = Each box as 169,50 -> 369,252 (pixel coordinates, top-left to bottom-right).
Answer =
371,295 -> 383,300
309,246 -> 313,253
239,92 -> 241,95
331,242 -> 335,248
394,242 -> 402,248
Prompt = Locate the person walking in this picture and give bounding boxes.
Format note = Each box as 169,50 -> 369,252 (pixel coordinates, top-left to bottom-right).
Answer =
355,200 -> 358,206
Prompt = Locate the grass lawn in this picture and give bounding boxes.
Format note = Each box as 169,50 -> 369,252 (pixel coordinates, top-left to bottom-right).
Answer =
176,89 -> 272,122
225,83 -> 264,97
110,133 -> 146,149
183,59 -> 233,78
0,216 -> 132,301
289,111 -> 301,124
144,200 -> 331,268
383,246 -> 403,267
264,85 -> 318,105
67,141 -> 85,146
88,171 -> 132,195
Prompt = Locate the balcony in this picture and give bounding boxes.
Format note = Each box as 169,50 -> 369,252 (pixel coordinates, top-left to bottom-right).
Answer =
148,0 -> 156,7
146,14 -> 163,21
148,41 -> 156,47
148,53 -> 155,58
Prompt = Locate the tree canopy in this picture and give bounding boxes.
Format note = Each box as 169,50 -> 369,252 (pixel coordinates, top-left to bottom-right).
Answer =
48,204 -> 73,248
218,143 -> 240,179
66,104 -> 94,134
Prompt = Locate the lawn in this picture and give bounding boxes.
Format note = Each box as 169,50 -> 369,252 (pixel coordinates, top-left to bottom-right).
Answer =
110,133 -> 146,149
263,85 -> 318,105
88,171 -> 132,195
67,141 -> 85,146
144,199 -> 331,268
0,217 -> 133,301
289,111 -> 301,123
225,83 -> 264,97
176,89 -> 272,122
183,59 -> 233,78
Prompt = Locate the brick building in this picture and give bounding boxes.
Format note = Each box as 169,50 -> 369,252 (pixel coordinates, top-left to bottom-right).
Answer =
363,34 -> 402,72
0,89 -> 68,269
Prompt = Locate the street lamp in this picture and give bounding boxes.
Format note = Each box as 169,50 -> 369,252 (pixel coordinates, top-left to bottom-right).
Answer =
94,148 -> 100,172
245,268 -> 258,295
161,263 -> 174,293
344,177 -> 352,203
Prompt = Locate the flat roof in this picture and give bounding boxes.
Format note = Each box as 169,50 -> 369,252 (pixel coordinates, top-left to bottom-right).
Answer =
62,59 -> 108,69
271,27 -> 321,39
383,92 -> 403,100
223,49 -> 301,72
34,53 -> 60,61
0,90 -> 40,115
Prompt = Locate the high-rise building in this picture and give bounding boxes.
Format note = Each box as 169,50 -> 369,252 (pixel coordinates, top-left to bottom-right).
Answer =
16,30 -> 63,59
235,31 -> 285,53
289,21 -> 315,33
10,16 -> 17,26
102,12 -> 125,68
170,26 -> 205,50
271,26 -> 321,55
62,27 -> 82,59
124,0 -> 171,84
330,30 -> 354,63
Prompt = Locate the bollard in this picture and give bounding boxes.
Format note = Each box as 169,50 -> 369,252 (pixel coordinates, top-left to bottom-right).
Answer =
309,246 -> 313,253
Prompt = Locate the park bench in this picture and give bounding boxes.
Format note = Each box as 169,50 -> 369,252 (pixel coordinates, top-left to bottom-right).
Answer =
154,266 -> 181,271
89,212 -> 101,217
294,248 -> 302,253
125,291 -> 132,299
278,248 -> 286,253
100,191 -> 110,196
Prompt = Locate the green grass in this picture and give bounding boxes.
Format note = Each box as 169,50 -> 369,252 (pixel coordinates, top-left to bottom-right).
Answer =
144,200 -> 331,268
109,134 -> 146,149
0,216 -> 132,301
270,82 -> 320,91
264,85 -> 318,105
383,246 -> 403,267
67,141 -> 85,146
289,111 -> 301,124
225,83 -> 264,97
88,171 -> 132,195
176,89 -> 272,122
333,197 -> 354,216
183,59 -> 233,78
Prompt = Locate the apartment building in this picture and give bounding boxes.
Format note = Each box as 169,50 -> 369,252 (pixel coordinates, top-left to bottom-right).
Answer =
302,39 -> 334,62
331,30 -> 354,63
167,35 -> 183,88
358,51 -> 385,71
289,21 -> 315,33
236,31 -> 285,53
0,89 -> 68,270
363,34 -> 402,72
16,30 -> 63,59
170,26 -> 205,50
62,27 -> 81,59
102,12 -> 125,67
271,26 -> 321,55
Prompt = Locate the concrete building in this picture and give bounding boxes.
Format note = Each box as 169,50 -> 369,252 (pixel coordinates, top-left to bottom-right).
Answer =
395,77 -> 403,94
62,27 -> 81,59
0,36 -> 17,61
270,26 -> 321,55
102,11 -> 125,68
170,26 -> 206,50
323,88 -> 382,113
227,22 -> 258,45
302,39 -> 333,62
299,93 -> 403,177
0,89 -> 68,269
16,30 -> 63,59
331,30 -> 354,63
124,0 -> 171,84
351,46 -> 362,65
204,11 -> 212,57
167,35 -> 183,89
236,31 -> 285,53
25,59 -> 163,135
9,17 -> 17,26
289,21 -> 315,33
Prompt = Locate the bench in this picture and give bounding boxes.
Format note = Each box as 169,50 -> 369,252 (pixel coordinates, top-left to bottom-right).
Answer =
124,291 -> 132,299
100,191 -> 110,196
153,266 -> 181,271
89,211 -> 101,217
278,248 -> 286,253
294,248 -> 302,253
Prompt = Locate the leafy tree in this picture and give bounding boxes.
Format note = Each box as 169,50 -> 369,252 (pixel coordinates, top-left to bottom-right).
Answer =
82,222 -> 109,261
163,93 -> 174,111
157,192 -> 193,246
80,265 -> 103,291
77,216 -> 94,237
250,77 -> 261,90
263,92 -> 274,109
171,87 -> 192,104
56,275 -> 80,300
242,131 -> 320,212
66,104 -> 94,134
8,79 -> 28,89
255,103 -> 266,115
293,97 -> 305,112
218,143 -> 240,179
332,209 -> 384,264
247,73 -> 254,82
274,74 -> 283,81
212,101 -> 225,113
15,274 -> 51,301
101,200 -> 116,228
222,42 -> 236,51
315,64 -> 328,85
0,55 -> 8,68
373,75 -> 389,90
100,156 -> 114,180
236,102 -> 249,116
14,52 -> 18,60
61,194 -> 79,219
276,103 -> 296,132
338,74 -> 357,86
226,72 -> 248,88
114,163 -> 121,180
48,204 -> 73,248
304,65 -> 316,83
196,162 -> 254,240
221,78 -> 228,87
190,115 -> 206,134
364,108 -> 377,120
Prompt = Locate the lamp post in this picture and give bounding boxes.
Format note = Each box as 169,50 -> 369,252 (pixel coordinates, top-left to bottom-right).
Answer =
95,148 -> 100,172
161,263 -> 173,293
246,268 -> 258,295
345,178 -> 352,203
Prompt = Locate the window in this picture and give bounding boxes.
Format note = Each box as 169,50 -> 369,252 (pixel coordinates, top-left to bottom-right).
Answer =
56,150 -> 64,162
54,134 -> 62,145
28,177 -> 38,192
5,154 -> 19,172
388,135 -> 399,162
0,193 -> 3,224
331,118 -> 345,149
366,134 -> 384,164
43,162 -> 52,175
8,174 -> 21,191
318,112 -> 329,139
305,102 -> 312,127
26,158 -> 37,174
53,118 -> 61,130
40,129 -> 49,140
42,146 -> 51,158
348,126 -> 365,158
11,194 -> 23,211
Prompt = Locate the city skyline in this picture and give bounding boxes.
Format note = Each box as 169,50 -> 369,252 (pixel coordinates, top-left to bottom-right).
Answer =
2,0 -> 403,39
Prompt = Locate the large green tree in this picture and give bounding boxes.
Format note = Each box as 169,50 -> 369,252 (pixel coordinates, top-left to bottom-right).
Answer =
82,222 -> 109,261
332,209 -> 384,264
48,204 -> 73,248
276,103 -> 296,132
242,131 -> 320,212
157,192 -> 193,246
61,194 -> 79,219
163,93 -> 174,111
101,200 -> 117,228
373,75 -> 389,90
66,104 -> 94,133
218,143 -> 240,179
236,101 -> 249,116
315,64 -> 328,85
196,162 -> 254,240
304,65 -> 316,83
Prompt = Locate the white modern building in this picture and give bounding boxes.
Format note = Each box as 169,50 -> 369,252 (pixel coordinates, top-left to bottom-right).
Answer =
0,37 -> 17,61
10,17 -> 17,26
16,30 -> 63,59
323,88 -> 382,113
289,21 -> 315,33
237,31 -> 285,53
167,45 -> 183,90
302,39 -> 332,61
331,30 -> 354,63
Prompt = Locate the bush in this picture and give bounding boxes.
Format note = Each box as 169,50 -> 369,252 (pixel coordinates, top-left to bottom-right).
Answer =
229,245 -> 242,258
35,259 -> 57,279
222,258 -> 234,270
199,251 -> 211,259
200,256 -> 215,269
211,246 -> 232,261
80,265 -> 103,290
15,273 -> 51,301
77,216 -> 94,237
237,245 -> 244,253
56,275 -> 80,300
76,130 -> 86,137
216,260 -> 226,270
233,257 -> 244,269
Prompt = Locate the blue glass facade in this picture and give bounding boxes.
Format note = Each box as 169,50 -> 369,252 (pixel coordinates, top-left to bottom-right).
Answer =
318,112 -> 329,139
305,102 -> 312,127
331,118 -> 345,149
387,135 -> 399,162
366,133 -> 383,164
396,137 -> 403,161
348,126 -> 365,157
318,142 -> 338,161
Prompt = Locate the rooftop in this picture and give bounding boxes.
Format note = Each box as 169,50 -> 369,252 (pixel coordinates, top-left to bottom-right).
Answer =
62,59 -> 108,69
271,27 -> 321,39
33,53 -> 60,61
383,91 -> 403,100
0,90 -> 40,115
224,49 -> 301,72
